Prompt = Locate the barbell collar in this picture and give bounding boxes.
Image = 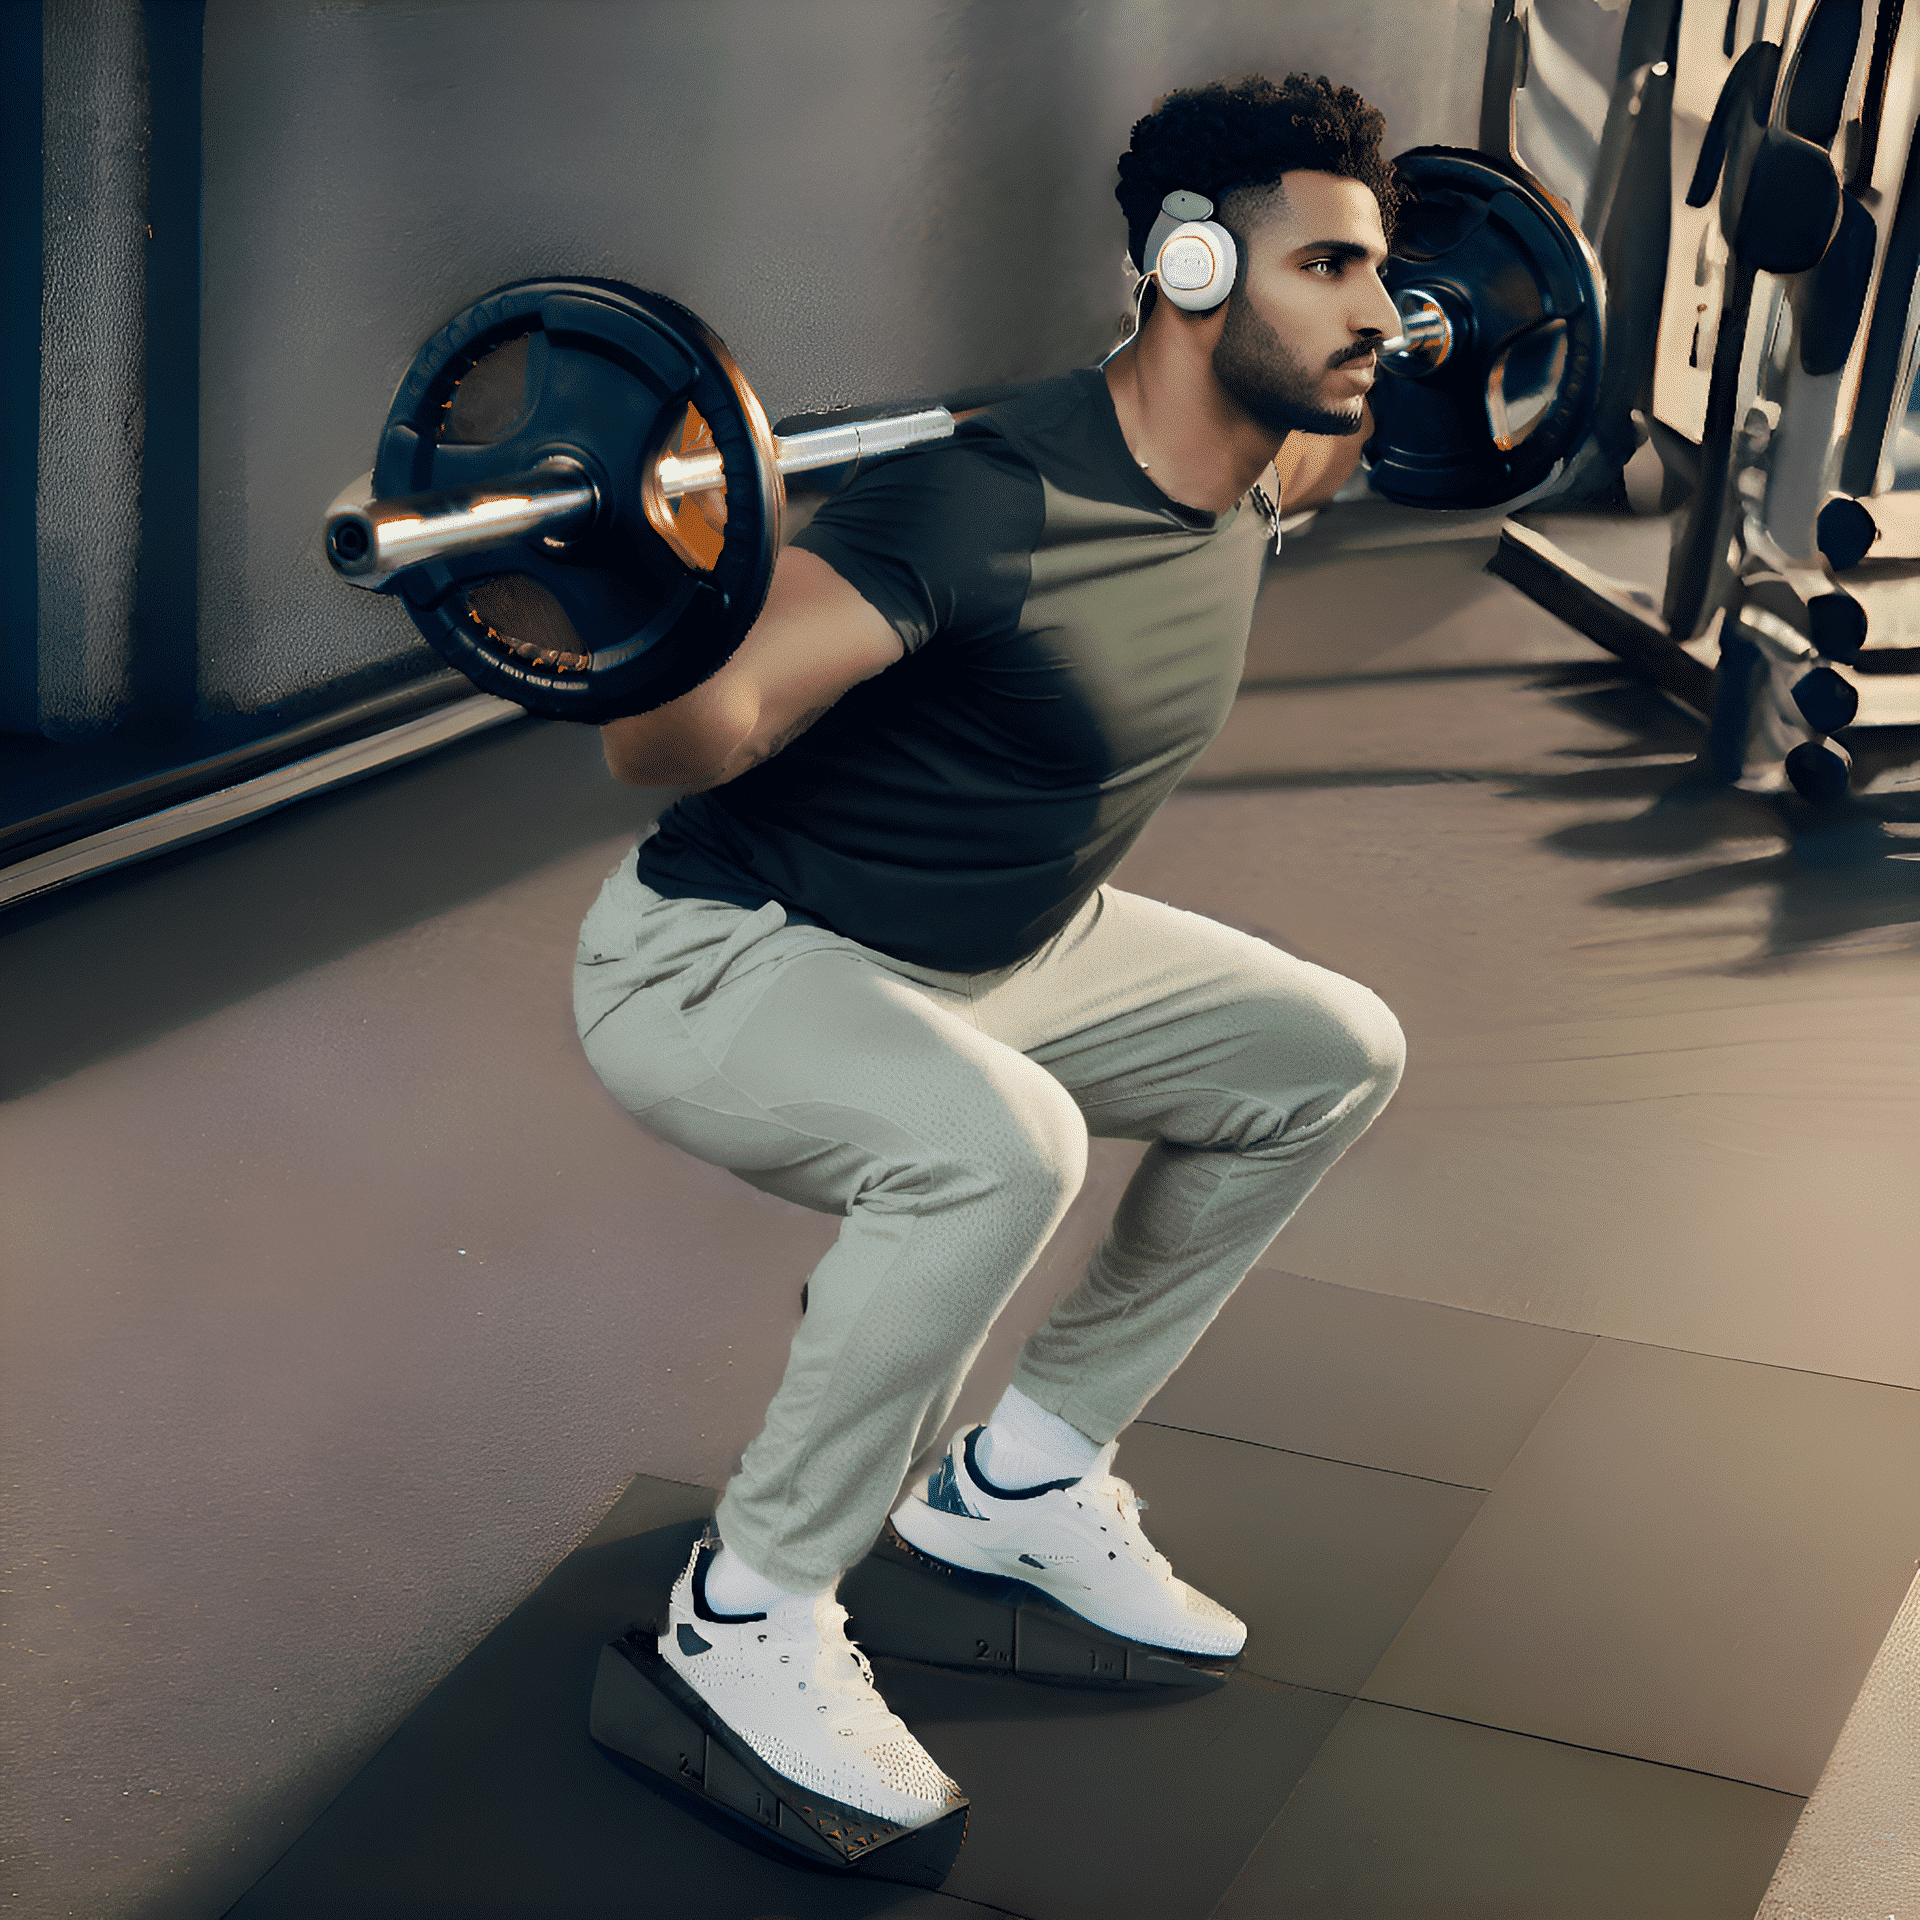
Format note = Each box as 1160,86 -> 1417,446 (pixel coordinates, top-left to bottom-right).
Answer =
1378,289 -> 1456,376
326,455 -> 597,582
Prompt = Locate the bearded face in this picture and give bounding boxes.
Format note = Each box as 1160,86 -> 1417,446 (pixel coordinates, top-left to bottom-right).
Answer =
1209,286 -> 1373,439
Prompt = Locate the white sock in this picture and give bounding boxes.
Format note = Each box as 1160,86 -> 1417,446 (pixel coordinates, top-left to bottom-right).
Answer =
975,1385 -> 1103,1491
702,1542 -> 819,1618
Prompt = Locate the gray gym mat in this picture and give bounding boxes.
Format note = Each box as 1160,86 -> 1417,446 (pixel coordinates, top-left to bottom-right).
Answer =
1108,1421 -> 1486,1694
884,1661 -> 1344,1920
1142,1265 -> 1595,1488
1213,1697 -> 1803,1920
1358,1338 -> 1920,1794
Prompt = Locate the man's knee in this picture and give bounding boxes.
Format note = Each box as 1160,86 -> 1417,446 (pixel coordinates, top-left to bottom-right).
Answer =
887,1060 -> 1089,1229
1316,974 -> 1406,1104
1009,1067 -> 1094,1214
1227,963 -> 1405,1145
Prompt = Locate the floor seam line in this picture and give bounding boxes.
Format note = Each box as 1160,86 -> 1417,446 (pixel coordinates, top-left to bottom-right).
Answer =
1345,1693 -> 1811,1798
1129,1418 -> 1494,1492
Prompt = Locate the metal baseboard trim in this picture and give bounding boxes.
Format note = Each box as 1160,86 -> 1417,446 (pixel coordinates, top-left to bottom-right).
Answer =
0,693 -> 525,913
0,670 -> 477,866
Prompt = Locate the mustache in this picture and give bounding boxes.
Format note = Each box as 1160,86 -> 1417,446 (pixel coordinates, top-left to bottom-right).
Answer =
1329,342 -> 1379,369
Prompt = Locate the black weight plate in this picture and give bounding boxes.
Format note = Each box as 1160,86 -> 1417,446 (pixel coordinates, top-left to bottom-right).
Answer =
1366,148 -> 1606,509
371,279 -> 781,722
1733,128 -> 1842,274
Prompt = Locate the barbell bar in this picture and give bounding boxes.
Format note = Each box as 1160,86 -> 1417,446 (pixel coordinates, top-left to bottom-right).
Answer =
324,405 -> 960,589
321,325 -> 1476,595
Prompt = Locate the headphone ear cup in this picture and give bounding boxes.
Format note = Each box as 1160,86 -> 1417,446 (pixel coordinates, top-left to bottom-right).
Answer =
1153,219 -> 1237,312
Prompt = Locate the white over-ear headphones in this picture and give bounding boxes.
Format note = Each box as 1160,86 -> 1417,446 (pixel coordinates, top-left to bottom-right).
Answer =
1142,190 -> 1237,312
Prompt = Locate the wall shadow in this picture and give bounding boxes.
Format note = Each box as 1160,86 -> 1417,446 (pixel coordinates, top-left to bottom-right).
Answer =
0,720 -> 660,1102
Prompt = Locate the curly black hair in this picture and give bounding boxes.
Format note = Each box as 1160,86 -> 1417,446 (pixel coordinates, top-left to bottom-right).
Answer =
1116,73 -> 1403,272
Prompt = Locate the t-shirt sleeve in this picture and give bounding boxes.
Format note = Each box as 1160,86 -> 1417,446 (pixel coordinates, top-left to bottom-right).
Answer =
788,429 -> 1043,654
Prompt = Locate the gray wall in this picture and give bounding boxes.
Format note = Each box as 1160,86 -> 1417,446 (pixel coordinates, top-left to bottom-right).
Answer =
199,0 -> 1496,717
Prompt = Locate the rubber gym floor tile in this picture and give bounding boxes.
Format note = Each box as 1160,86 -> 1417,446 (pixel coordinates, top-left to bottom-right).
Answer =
880,1661 -> 1346,1920
1141,1267 -> 1593,1487
223,1479 -> 1006,1920
1111,1421 -> 1486,1694
1267,992 -> 1920,1391
1356,1339 -> 1920,1793
1211,1698 -> 1804,1920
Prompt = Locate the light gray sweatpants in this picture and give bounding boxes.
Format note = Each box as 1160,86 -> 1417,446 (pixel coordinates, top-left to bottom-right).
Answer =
574,855 -> 1405,1593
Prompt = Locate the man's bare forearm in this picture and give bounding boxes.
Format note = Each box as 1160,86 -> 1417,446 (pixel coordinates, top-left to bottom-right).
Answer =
601,677 -> 757,789
614,699 -> 837,793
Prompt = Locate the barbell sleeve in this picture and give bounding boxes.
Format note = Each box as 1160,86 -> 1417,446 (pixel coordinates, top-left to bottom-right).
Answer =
325,456 -> 597,580
1378,290 -> 1454,374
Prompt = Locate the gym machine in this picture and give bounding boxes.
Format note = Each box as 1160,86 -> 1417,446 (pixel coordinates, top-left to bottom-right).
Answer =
1487,0 -> 1920,802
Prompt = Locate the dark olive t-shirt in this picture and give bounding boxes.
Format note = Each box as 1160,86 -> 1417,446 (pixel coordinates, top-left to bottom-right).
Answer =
634,367 -> 1271,971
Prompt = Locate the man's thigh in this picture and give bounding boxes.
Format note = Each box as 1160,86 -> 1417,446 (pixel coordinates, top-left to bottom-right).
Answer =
971,887 -> 1404,1145
575,874 -> 1081,1210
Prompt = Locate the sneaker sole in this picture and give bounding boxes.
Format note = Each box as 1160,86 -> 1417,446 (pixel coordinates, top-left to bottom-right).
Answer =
841,1527 -> 1235,1689
590,1625 -> 969,1885
889,1499 -> 1246,1661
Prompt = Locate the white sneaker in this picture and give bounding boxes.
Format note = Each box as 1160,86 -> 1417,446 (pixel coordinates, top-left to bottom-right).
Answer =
890,1426 -> 1247,1659
658,1540 -> 966,1830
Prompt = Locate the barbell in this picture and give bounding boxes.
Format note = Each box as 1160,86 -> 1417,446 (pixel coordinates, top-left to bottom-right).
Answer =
323,150 -> 1605,724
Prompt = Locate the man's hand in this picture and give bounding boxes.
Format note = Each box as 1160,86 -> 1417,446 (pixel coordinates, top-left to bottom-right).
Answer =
600,545 -> 903,790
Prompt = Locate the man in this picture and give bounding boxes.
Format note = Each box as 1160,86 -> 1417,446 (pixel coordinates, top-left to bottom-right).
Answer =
574,72 -> 1407,1831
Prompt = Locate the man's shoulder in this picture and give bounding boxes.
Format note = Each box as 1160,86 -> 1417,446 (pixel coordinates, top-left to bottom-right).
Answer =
788,368 -> 1117,572
883,369 -> 1106,487
967,367 -> 1173,519
964,368 -> 1108,453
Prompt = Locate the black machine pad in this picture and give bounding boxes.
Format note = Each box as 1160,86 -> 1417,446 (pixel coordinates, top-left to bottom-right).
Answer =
588,1630 -> 969,1887
839,1527 -> 1235,1690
